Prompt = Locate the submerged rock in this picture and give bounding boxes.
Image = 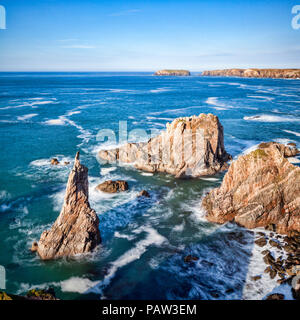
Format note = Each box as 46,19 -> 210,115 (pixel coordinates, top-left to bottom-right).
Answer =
36,152 -> 101,260
266,293 -> 285,300
184,255 -> 199,263
96,180 -> 128,193
202,142 -> 300,235
99,114 -> 231,178
138,190 -> 150,198
255,237 -> 267,247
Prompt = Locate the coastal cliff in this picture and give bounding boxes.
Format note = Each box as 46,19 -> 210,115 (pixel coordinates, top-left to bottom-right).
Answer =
34,152 -> 101,260
154,69 -> 191,76
99,114 -> 231,178
202,68 -> 300,79
203,142 -> 300,235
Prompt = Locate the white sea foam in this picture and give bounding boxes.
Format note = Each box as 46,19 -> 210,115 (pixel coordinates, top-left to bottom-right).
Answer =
140,172 -> 153,176
244,114 -> 300,122
205,97 -> 233,110
0,190 -> 11,201
288,157 -> 300,164
31,100 -> 57,106
60,277 -> 100,294
30,156 -> 73,167
114,231 -> 136,241
242,229 -> 292,300
17,113 -> 38,121
148,105 -> 202,116
247,95 -> 274,101
173,222 -> 185,232
44,118 -> 66,125
283,130 -> 300,137
146,116 -> 174,121
150,88 -> 172,93
88,226 -> 166,294
274,138 -> 296,145
67,110 -> 81,116
200,177 -> 220,182
29,159 -> 51,167
101,167 -> 117,175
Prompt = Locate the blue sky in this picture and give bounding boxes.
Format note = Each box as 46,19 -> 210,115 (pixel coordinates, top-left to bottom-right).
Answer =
0,0 -> 299,71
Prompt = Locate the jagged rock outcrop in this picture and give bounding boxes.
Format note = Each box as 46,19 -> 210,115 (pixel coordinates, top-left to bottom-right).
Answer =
96,180 -> 128,193
154,69 -> 190,76
202,68 -> 300,79
51,158 -> 59,165
203,142 -> 300,234
99,114 -> 231,178
36,152 -> 101,260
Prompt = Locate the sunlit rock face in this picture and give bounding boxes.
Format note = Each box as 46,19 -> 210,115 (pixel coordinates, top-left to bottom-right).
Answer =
36,152 -> 101,260
99,113 -> 231,178
203,142 -> 300,235
154,69 -> 191,76
202,68 -> 300,79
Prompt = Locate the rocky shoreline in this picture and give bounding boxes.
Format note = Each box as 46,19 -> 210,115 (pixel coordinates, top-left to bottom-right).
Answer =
202,68 -> 300,79
203,142 -> 300,234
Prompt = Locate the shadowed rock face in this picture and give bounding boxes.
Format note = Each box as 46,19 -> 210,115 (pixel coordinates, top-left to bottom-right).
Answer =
202,68 -> 300,79
36,152 -> 101,260
203,142 -> 300,235
96,180 -> 128,193
99,113 -> 231,178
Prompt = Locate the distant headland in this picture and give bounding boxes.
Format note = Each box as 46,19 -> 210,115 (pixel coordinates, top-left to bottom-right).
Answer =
201,68 -> 300,79
154,69 -> 191,76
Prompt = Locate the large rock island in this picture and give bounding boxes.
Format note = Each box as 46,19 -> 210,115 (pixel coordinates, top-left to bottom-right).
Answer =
154,69 -> 191,76
202,68 -> 300,79
99,114 -> 231,178
203,142 -> 300,235
33,152 -> 101,260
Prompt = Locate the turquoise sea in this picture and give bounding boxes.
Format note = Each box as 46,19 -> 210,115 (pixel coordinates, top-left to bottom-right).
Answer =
0,72 -> 299,300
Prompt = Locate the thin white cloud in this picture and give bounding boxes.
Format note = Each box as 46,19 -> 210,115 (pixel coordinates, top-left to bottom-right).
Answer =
108,9 -> 141,17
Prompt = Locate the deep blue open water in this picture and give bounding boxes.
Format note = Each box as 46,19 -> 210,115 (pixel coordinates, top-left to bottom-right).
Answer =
0,72 -> 299,299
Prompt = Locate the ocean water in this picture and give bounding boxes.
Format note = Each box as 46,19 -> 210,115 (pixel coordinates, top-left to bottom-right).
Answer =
0,72 -> 299,300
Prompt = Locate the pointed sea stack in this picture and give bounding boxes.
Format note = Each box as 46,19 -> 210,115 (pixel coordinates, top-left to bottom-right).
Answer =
36,151 -> 101,260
